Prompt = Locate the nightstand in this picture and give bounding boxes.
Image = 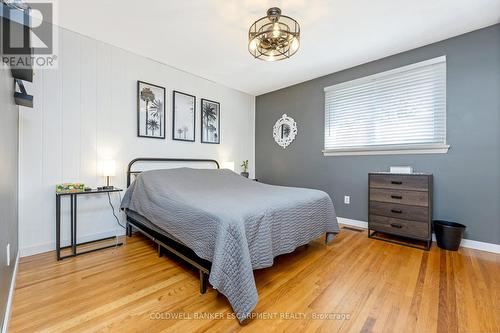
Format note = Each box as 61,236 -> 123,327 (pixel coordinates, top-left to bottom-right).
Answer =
55,187 -> 123,260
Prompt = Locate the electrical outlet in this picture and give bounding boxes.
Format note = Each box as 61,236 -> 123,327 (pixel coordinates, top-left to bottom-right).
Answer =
344,195 -> 350,204
6,243 -> 10,266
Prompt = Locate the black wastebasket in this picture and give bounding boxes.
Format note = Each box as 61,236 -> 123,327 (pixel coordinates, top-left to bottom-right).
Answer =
433,220 -> 466,251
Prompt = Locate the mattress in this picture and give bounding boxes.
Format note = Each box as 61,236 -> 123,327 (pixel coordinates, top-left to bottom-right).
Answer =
125,209 -> 185,245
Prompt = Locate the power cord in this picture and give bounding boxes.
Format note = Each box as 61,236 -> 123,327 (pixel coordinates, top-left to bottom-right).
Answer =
108,192 -> 125,229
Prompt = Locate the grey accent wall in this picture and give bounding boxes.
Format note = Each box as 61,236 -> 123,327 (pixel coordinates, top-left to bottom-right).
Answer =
256,24 -> 500,245
0,64 -> 19,330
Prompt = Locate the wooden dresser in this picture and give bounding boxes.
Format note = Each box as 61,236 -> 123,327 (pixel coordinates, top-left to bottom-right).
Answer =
368,173 -> 433,250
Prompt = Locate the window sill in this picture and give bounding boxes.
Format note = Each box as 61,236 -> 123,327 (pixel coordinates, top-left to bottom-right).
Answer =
322,144 -> 450,156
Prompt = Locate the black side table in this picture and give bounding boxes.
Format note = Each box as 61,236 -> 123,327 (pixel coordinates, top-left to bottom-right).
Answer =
56,188 -> 123,260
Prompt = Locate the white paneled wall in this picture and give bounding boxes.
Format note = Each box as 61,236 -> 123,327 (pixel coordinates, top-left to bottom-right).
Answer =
19,28 -> 255,256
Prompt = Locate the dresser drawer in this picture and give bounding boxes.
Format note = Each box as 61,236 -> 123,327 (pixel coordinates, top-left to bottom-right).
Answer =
370,188 -> 428,207
369,174 -> 429,191
369,215 -> 429,239
369,201 -> 428,222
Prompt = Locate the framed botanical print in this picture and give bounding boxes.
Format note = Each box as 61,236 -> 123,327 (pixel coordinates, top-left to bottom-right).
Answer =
173,91 -> 196,142
137,81 -> 165,139
201,98 -> 220,144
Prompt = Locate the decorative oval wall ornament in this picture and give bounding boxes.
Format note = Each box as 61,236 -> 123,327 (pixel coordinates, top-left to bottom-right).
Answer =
273,114 -> 297,149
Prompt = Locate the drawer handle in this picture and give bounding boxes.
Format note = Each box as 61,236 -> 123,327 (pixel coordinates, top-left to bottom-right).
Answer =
391,195 -> 403,199
391,181 -> 403,185
390,223 -> 403,229
391,209 -> 403,214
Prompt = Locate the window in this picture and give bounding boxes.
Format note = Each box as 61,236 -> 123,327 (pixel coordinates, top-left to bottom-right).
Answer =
323,56 -> 449,156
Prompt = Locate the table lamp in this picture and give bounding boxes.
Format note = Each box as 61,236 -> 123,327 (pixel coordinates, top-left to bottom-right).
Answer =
100,159 -> 116,189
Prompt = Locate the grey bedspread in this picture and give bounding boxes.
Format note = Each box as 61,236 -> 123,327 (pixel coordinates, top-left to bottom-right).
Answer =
121,168 -> 339,321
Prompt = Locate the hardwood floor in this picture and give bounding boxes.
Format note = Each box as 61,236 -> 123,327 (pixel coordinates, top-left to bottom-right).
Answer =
10,227 -> 500,333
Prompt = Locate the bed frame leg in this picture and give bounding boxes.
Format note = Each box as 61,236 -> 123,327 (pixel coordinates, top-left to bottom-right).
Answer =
158,244 -> 162,257
199,270 -> 207,294
325,232 -> 336,244
126,222 -> 133,237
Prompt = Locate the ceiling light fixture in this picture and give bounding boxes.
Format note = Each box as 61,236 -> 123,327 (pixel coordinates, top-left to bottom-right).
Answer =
248,7 -> 300,61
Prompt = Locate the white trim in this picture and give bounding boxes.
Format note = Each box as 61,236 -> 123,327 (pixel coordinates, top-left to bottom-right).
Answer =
1,251 -> 19,333
323,144 -> 450,156
337,217 -> 368,229
324,56 -> 447,92
337,216 -> 500,254
20,229 -> 125,257
460,239 -> 500,254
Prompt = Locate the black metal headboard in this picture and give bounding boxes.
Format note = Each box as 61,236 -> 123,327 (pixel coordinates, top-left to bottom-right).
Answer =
127,158 -> 220,187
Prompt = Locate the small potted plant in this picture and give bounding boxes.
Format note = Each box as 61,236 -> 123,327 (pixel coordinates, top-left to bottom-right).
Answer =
240,160 -> 249,178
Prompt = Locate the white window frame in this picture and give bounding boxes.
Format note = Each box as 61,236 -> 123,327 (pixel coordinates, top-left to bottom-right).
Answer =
323,56 -> 450,156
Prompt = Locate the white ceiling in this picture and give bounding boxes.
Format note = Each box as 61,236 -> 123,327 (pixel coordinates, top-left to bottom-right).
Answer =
53,0 -> 500,96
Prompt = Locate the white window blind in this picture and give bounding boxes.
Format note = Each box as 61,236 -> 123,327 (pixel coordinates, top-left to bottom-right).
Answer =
324,56 -> 449,155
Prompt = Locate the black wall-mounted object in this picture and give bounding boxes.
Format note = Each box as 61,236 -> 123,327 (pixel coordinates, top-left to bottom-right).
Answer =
2,3 -> 33,80
2,3 -> 34,107
14,78 -> 33,108
10,68 -> 32,82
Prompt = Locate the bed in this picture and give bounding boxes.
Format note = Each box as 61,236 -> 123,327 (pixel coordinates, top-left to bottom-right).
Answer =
121,158 -> 340,322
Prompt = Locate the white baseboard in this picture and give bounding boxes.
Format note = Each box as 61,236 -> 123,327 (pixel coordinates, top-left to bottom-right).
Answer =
1,250 -> 19,333
337,217 -> 368,229
459,238 -> 500,254
337,216 -> 500,254
20,229 -> 125,257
